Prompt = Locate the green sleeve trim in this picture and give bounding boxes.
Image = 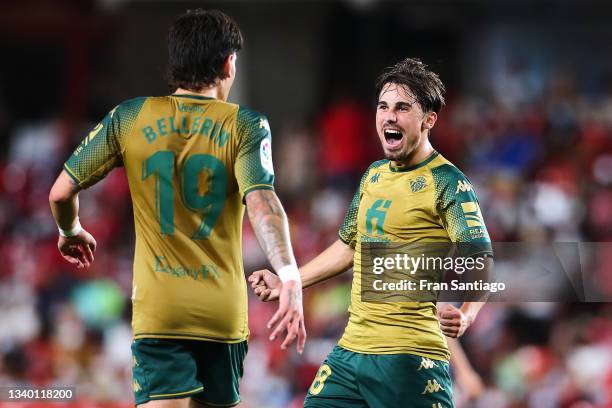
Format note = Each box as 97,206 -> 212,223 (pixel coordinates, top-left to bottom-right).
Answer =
242,184 -> 275,201
63,163 -> 81,185
338,233 -> 353,247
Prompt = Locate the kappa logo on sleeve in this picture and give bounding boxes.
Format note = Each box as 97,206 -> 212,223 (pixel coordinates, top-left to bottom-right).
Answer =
259,117 -> 271,132
455,180 -> 473,194
260,138 -> 274,175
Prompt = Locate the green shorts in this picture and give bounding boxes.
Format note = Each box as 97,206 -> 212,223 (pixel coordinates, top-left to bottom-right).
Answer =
304,346 -> 453,408
131,338 -> 247,406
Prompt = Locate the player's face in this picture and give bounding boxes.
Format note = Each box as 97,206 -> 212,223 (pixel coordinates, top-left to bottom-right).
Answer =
376,83 -> 435,163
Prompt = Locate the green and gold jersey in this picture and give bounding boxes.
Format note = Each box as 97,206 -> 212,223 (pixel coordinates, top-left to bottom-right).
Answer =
64,94 -> 275,343
337,151 -> 492,361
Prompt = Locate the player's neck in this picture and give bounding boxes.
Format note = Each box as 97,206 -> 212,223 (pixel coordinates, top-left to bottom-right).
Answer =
174,87 -> 228,101
391,141 -> 435,169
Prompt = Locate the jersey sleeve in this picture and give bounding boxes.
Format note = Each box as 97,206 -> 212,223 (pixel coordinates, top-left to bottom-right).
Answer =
432,164 -> 493,256
339,160 -> 387,248
234,107 -> 275,198
64,97 -> 145,189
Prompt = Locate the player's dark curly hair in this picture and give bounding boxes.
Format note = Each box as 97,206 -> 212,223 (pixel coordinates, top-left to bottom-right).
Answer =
167,9 -> 243,91
375,58 -> 446,114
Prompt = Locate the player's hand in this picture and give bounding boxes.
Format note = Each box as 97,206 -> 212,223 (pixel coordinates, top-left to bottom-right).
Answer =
438,304 -> 470,338
248,269 -> 282,301
58,229 -> 97,269
266,280 -> 306,354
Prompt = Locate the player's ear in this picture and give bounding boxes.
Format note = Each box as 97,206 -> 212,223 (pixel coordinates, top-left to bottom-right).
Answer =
223,52 -> 237,79
422,111 -> 437,131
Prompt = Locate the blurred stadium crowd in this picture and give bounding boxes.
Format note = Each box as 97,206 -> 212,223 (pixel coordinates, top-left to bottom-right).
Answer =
1,1 -> 612,407
0,60 -> 610,408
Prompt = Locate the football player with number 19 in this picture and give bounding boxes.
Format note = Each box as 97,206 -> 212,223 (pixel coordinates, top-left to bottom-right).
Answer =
50,9 -> 305,408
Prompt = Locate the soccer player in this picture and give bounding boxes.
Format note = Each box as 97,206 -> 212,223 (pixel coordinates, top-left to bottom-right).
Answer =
250,58 -> 493,408
49,9 -> 305,408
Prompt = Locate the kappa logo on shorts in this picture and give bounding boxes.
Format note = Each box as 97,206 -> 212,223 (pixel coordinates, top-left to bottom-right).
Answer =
133,380 -> 142,393
422,379 -> 445,394
417,357 -> 438,370
370,173 -> 381,183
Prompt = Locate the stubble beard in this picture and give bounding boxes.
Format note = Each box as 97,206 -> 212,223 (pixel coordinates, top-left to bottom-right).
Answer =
383,138 -> 419,163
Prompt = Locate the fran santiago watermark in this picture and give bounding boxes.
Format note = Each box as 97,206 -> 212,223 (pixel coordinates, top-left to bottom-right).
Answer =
371,251 -> 503,294
360,242 -> 612,302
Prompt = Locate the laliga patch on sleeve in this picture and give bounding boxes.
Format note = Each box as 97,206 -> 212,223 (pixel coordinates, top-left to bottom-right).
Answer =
260,138 -> 274,175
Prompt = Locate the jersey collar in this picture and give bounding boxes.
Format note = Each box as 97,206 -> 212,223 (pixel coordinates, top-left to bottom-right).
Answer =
171,93 -> 216,101
389,151 -> 439,172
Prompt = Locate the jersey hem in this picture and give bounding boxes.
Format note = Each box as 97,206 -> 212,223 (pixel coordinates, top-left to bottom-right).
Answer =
337,340 -> 450,362
133,333 -> 248,344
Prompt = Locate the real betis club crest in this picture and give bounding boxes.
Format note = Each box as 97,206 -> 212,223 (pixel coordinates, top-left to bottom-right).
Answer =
410,176 -> 427,192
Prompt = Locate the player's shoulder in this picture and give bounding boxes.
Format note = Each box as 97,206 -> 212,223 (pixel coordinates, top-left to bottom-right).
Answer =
237,105 -> 269,124
110,96 -> 149,119
236,105 -> 271,136
360,159 -> 389,185
364,159 -> 390,175
429,154 -> 475,195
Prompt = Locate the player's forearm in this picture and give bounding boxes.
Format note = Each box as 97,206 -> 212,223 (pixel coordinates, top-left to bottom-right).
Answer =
461,256 -> 494,320
459,302 -> 485,326
447,338 -> 472,373
300,239 -> 354,289
49,170 -> 81,230
245,190 -> 297,272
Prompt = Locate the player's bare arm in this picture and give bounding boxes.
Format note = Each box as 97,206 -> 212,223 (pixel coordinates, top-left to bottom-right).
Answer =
438,257 -> 493,338
49,170 -> 97,269
249,239 -> 354,302
447,338 -> 484,400
245,189 -> 306,353
245,189 -> 295,268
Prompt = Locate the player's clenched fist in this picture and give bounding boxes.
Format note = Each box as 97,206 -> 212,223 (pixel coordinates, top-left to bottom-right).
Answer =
249,270 -> 307,354
437,304 -> 471,338
248,269 -> 281,301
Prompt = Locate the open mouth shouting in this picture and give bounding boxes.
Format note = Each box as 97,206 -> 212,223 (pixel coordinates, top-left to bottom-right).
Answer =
383,128 -> 404,149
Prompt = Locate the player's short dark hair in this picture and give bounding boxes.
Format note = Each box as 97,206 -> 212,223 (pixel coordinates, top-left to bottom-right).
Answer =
167,9 -> 243,91
375,58 -> 446,114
